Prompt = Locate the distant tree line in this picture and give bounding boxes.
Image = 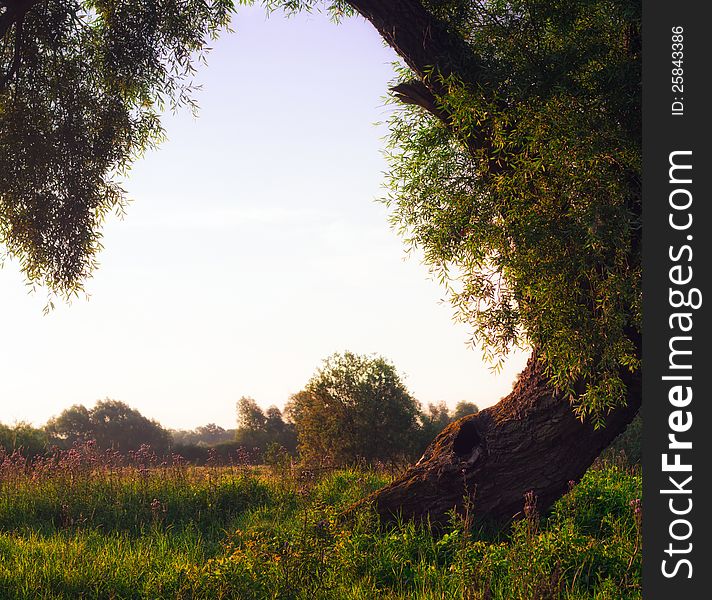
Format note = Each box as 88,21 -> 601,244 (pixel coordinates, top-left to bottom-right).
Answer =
170,424 -> 236,447
167,400 -> 299,464
0,400 -> 172,459
45,399 -> 172,454
235,397 -> 298,455
2,352 -> 541,466
0,422 -> 49,457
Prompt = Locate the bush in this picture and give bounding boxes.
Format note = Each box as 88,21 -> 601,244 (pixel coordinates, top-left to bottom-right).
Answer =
286,352 -> 421,464
601,411 -> 642,465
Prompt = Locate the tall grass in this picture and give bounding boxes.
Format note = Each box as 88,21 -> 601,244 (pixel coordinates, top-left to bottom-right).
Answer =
0,444 -> 641,599
0,443 -> 278,536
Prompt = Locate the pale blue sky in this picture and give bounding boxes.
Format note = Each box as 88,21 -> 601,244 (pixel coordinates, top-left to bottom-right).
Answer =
0,6 -> 527,430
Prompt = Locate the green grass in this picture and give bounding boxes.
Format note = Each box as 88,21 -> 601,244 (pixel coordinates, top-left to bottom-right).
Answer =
0,452 -> 641,599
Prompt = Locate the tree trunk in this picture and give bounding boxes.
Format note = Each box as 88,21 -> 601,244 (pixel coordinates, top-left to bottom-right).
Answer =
358,352 -> 640,524
342,0 -> 641,524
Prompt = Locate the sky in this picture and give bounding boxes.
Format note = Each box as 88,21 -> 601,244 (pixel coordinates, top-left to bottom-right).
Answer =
0,5 -> 527,431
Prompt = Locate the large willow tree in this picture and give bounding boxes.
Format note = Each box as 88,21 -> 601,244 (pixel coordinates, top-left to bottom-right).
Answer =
0,0 -> 641,523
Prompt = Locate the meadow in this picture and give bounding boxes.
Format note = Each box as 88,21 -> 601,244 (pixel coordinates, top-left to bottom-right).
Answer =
0,443 -> 641,599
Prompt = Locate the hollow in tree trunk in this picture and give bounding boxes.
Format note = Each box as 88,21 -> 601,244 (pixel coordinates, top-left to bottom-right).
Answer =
358,352 -> 641,524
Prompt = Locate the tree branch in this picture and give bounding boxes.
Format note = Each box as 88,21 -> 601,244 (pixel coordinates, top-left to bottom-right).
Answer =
0,0 -> 39,40
347,0 -> 507,173
1,0 -> 43,92
345,0 -> 480,85
0,14 -> 22,89
390,79 -> 447,121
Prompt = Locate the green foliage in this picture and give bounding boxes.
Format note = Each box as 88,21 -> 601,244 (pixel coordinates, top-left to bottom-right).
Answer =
236,396 -> 267,432
549,463 -> 641,539
451,400 -> 479,421
385,0 -> 641,424
170,423 -> 237,447
601,411 -> 642,466
257,0 -> 354,22
235,397 -> 298,457
416,400 -> 452,452
45,399 -> 171,453
0,422 -> 49,457
413,400 -> 480,456
0,460 -> 641,598
458,466 -> 641,598
0,0 -> 359,300
286,352 -> 421,464
0,0 -> 233,296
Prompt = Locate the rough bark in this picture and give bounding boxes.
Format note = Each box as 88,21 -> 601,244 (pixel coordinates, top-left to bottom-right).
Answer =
357,353 -> 641,524
346,0 -> 480,85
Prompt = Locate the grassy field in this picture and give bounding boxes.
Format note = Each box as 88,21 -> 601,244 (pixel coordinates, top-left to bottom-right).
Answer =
0,444 -> 641,599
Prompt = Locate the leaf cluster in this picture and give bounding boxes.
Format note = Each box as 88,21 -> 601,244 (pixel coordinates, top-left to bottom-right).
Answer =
286,351 -> 421,464
384,0 -> 641,423
0,0 -> 232,297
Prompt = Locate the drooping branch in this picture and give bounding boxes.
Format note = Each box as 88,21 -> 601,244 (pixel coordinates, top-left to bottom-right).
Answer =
0,14 -> 22,88
0,0 -> 42,91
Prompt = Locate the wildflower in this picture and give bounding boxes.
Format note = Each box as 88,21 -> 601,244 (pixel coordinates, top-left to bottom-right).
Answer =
630,498 -> 642,529
150,497 -> 166,521
523,490 -> 539,538
523,490 -> 538,520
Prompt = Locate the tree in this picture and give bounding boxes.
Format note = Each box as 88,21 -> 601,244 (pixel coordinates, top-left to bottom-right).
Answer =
286,352 -> 421,464
45,404 -> 92,446
0,421 -> 49,456
0,0 -> 231,297
46,399 -> 172,453
337,0 -> 641,523
265,406 -> 286,435
235,397 -> 297,456
415,401 -> 451,454
2,0 -> 641,523
451,401 -> 479,422
236,397 -> 268,433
